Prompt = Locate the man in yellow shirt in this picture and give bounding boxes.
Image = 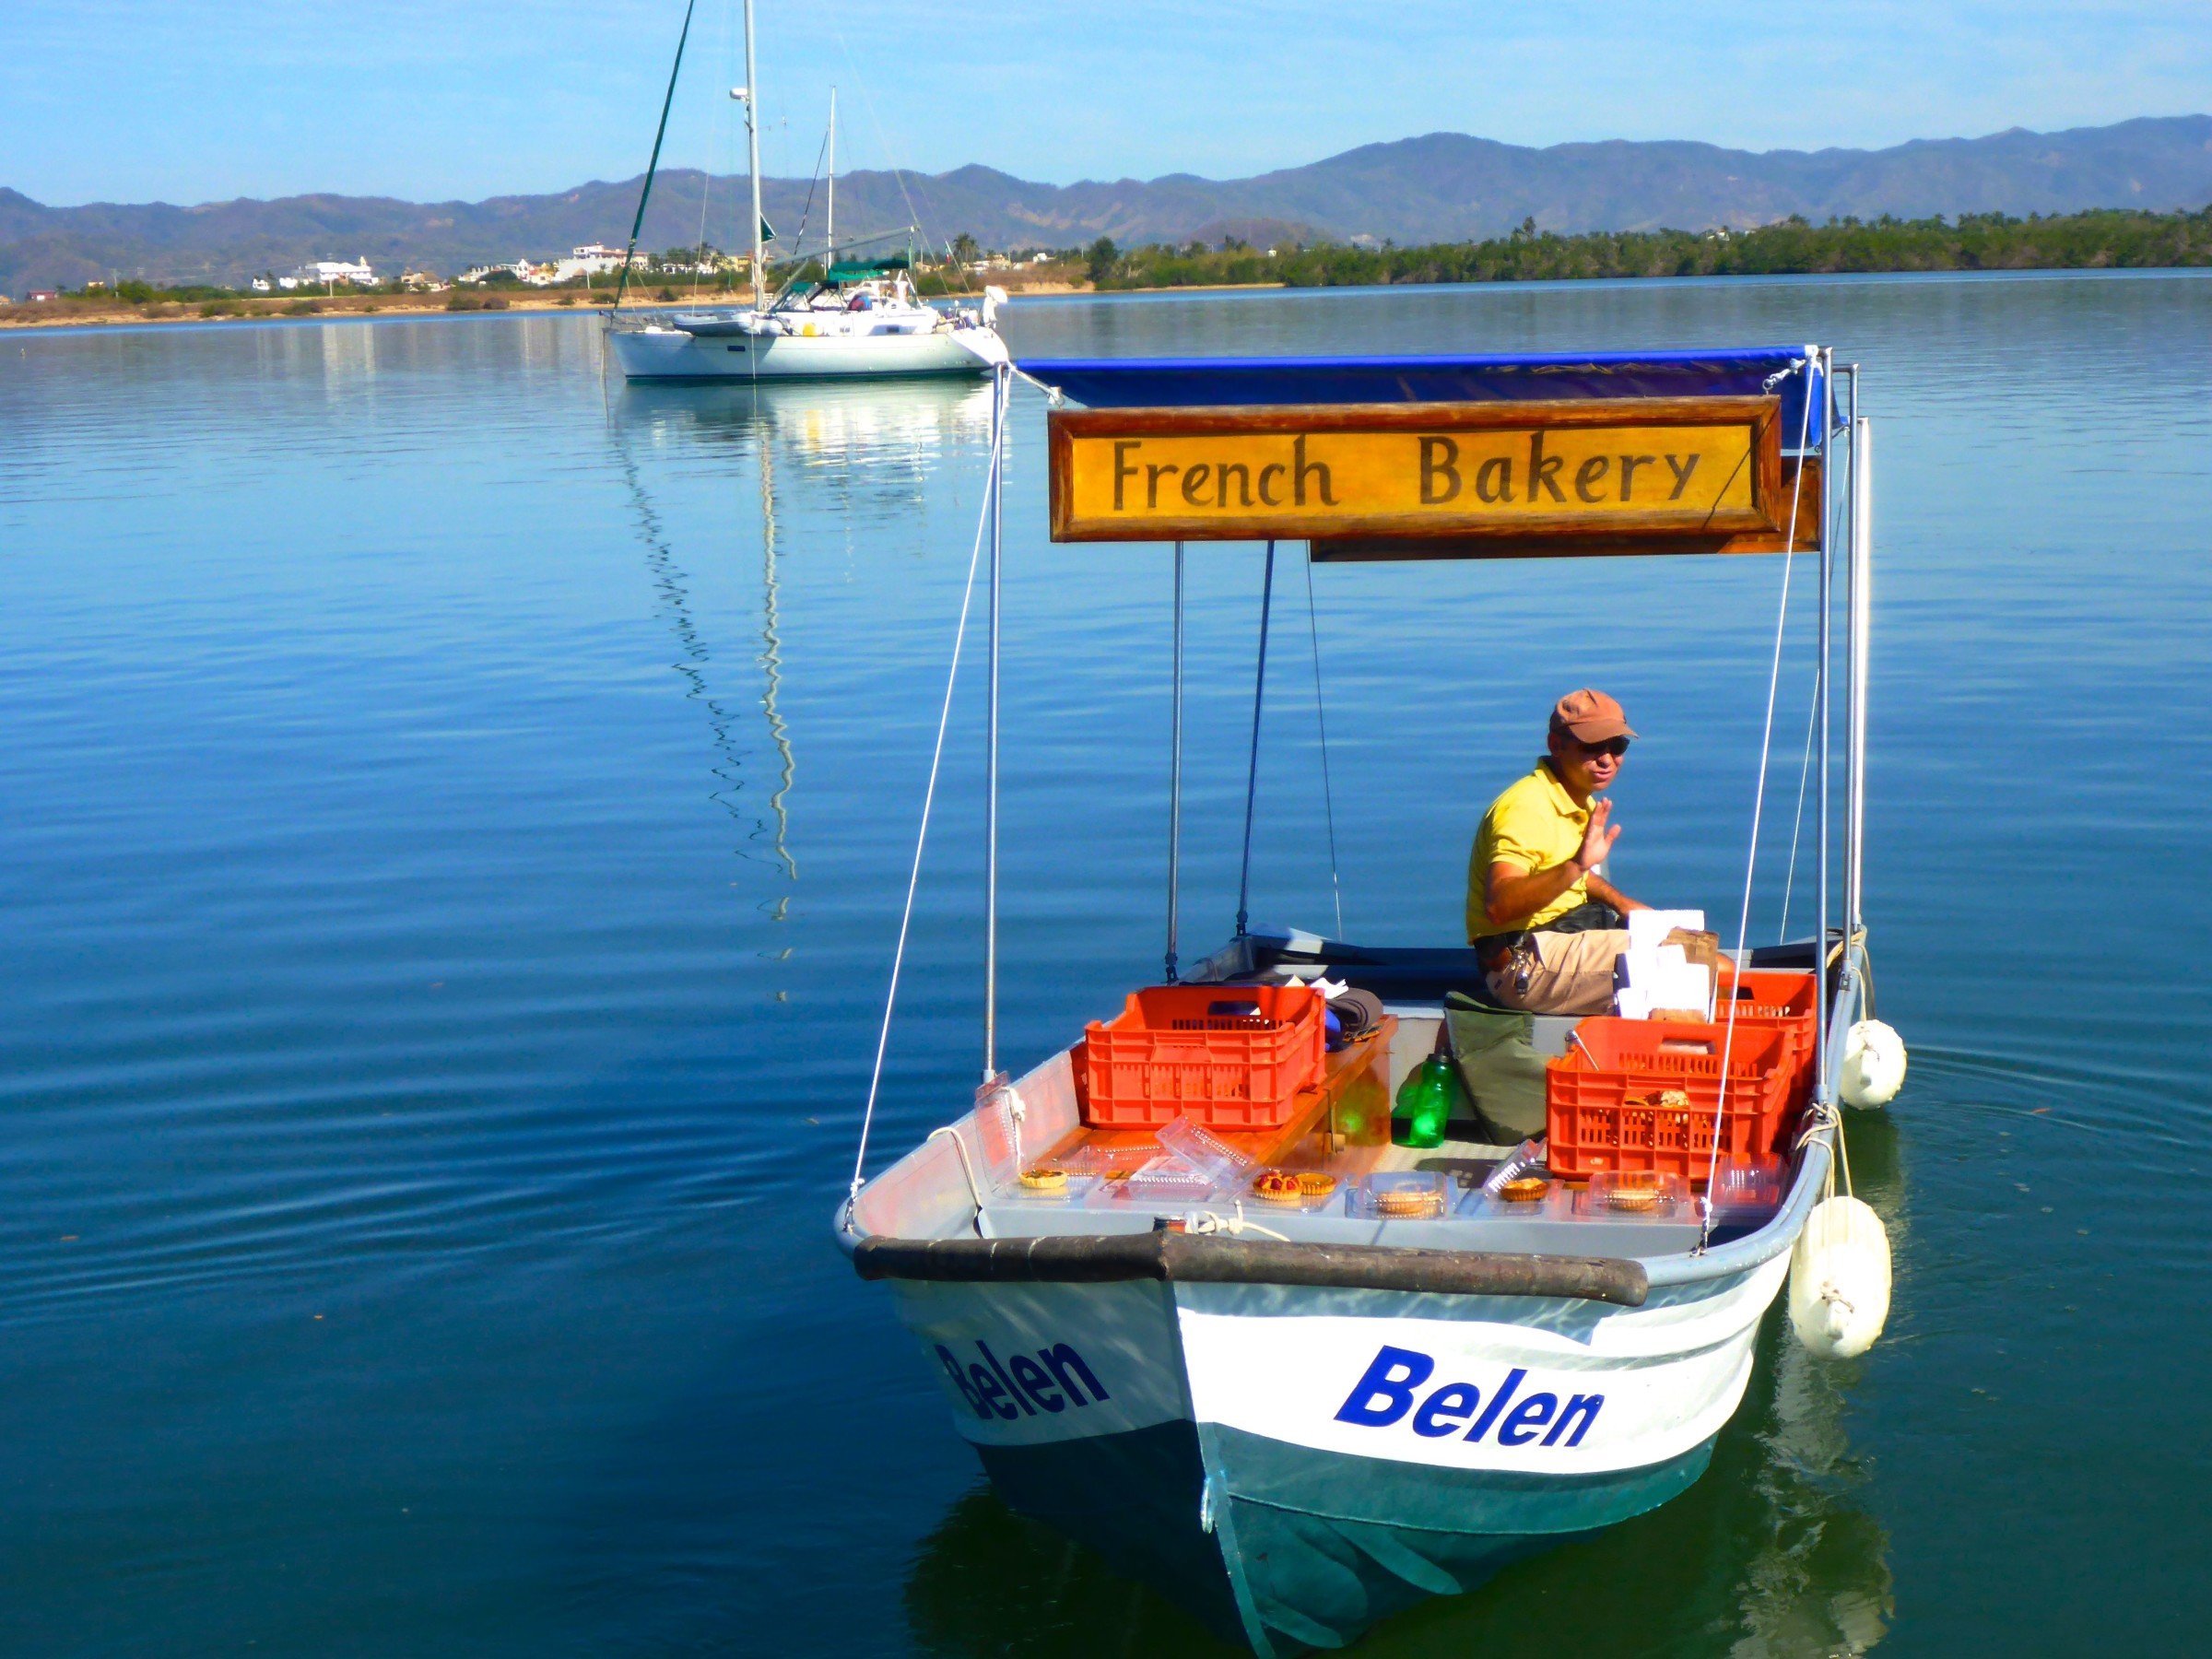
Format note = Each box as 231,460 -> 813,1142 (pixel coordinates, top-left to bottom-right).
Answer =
1466,688 -> 1650,1015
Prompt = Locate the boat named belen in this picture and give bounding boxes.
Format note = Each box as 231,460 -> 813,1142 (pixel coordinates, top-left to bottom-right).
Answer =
838,348 -> 1896,1653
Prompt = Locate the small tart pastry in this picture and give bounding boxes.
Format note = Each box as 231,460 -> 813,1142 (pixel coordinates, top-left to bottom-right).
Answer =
1018,1167 -> 1068,1192
1606,1176 -> 1666,1212
1500,1176 -> 1549,1203
1295,1172 -> 1339,1197
1251,1171 -> 1307,1205
1373,1186 -> 1444,1219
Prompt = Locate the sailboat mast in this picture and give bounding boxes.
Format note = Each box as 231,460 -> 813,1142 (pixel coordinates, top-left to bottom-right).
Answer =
743,0 -> 764,309
827,88 -> 837,258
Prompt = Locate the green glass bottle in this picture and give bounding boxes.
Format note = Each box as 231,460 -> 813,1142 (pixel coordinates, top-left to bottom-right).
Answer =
1392,1053 -> 1458,1148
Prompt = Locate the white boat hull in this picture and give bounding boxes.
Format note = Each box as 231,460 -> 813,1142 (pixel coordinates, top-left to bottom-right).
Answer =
848,956 -> 1865,1652
606,321 -> 1006,381
888,1253 -> 1791,1653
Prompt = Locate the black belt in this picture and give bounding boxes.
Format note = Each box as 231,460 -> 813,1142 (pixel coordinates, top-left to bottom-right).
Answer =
1471,900 -> 1624,972
1470,932 -> 1530,973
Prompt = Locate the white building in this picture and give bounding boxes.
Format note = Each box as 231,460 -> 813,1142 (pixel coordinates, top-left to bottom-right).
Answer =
458,263 -> 526,285
287,257 -> 376,288
552,243 -> 627,282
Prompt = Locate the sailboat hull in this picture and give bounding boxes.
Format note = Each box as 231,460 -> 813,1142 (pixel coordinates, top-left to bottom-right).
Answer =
887,1253 -> 1788,1655
606,323 -> 1006,381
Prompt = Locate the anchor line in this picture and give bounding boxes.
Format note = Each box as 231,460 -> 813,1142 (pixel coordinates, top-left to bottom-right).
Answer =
1700,366 -> 1818,1250
850,401 -> 1006,1203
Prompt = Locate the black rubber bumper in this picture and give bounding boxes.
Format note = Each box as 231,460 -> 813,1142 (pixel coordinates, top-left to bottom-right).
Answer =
851,1230 -> 1647,1307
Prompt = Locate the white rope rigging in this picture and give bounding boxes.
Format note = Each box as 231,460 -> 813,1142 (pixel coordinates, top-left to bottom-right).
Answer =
1303,548 -> 1345,939
848,408 -> 1006,1204
1699,367 -> 1818,1249
1776,679 -> 1820,942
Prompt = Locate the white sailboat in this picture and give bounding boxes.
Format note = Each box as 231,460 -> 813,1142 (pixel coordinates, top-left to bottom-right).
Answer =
606,2 -> 1008,382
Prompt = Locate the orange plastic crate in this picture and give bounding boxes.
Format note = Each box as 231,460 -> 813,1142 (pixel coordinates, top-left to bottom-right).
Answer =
1080,984 -> 1326,1130
1547,1018 -> 1806,1181
1716,970 -> 1820,1085
1720,970 -> 1818,1023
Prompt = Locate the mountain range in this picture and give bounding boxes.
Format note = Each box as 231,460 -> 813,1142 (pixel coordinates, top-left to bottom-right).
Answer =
5,115 -> 2210,295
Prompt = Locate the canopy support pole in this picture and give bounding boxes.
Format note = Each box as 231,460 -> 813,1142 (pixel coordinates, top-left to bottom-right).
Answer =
1165,543 -> 1185,984
1235,541 -> 1277,938
1814,348 -> 1835,1103
1846,395 -> 1871,951
982,363 -> 1006,1079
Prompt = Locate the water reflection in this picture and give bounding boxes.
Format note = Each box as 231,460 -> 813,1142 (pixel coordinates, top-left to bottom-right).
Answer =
756,432 -> 796,888
611,375 -> 994,467
901,1303 -> 1896,1658
904,1486 -> 1244,1659
603,375 -> 995,891
608,422 -> 792,884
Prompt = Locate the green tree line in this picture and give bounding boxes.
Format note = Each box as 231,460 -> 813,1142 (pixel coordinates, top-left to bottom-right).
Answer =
1083,206 -> 2212,291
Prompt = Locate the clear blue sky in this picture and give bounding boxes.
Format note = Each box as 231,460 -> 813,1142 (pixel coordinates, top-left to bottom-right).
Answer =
5,1 -> 2206,206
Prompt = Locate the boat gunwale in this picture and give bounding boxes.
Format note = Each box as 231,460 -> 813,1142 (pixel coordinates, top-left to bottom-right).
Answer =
850,1229 -> 1651,1307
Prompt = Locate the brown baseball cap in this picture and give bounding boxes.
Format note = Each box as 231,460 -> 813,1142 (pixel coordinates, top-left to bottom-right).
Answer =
1549,688 -> 1637,744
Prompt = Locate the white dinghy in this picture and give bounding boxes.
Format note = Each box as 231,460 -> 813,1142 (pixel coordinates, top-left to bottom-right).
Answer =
838,349 -> 1891,1653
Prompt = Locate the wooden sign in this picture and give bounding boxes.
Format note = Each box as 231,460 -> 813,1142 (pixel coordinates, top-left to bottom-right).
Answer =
1047,395 -> 1818,556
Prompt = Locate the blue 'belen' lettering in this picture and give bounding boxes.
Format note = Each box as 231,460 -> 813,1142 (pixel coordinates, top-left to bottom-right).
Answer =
1335,1347 -> 1606,1449
936,1338 -> 1105,1418
1497,1392 -> 1559,1446
936,1345 -> 990,1420
1546,1394 -> 1605,1447
1333,1345 -> 1435,1427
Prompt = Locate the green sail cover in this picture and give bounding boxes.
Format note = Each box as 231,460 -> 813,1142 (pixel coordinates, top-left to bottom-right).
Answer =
826,256 -> 911,281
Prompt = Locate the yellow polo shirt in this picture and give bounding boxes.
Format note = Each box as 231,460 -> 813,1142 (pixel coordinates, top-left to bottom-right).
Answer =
1466,759 -> 1590,941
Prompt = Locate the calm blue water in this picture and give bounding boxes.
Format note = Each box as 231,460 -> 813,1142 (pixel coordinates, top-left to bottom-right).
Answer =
2,272 -> 2206,1655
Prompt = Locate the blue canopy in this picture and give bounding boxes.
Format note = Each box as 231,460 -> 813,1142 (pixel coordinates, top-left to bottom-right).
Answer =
1018,347 -> 1825,449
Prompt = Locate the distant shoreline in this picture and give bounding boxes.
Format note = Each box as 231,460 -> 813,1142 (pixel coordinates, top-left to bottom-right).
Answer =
0,289 -> 591,330
10,256 -> 2209,333
0,276 -> 1092,331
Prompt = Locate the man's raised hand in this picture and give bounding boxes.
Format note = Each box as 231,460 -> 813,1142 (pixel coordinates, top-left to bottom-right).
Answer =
1578,797 -> 1620,874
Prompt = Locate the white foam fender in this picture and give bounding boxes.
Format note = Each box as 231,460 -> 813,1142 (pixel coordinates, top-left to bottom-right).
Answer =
1789,1194 -> 1891,1359
1839,1018 -> 1907,1109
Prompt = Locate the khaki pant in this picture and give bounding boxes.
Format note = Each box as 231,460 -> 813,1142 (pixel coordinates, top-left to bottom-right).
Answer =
1483,928 -> 1629,1017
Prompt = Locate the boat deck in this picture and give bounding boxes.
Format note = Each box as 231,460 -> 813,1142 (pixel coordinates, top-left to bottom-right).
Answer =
846,935 -> 1833,1268
967,1018 -> 1712,1260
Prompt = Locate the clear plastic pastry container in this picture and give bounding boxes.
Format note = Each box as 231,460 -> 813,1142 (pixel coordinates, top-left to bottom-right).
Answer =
1351,1171 -> 1450,1221
1571,1170 -> 1689,1219
1156,1116 -> 1256,1186
1008,1167 -> 1097,1202
1462,1172 -> 1564,1218
1703,1157 -> 1784,1222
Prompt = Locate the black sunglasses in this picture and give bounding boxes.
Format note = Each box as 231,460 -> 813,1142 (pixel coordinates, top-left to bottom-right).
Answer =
1571,737 -> 1630,759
